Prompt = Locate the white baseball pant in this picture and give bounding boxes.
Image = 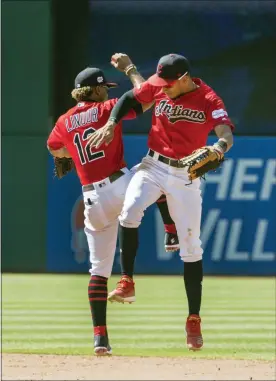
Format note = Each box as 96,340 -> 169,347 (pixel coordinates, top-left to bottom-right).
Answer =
82,167 -> 132,278
119,154 -> 203,263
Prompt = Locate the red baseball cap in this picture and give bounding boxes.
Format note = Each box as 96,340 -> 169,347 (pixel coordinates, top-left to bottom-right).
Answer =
148,54 -> 190,87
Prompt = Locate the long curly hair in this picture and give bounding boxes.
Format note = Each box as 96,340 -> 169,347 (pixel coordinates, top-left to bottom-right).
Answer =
71,86 -> 93,102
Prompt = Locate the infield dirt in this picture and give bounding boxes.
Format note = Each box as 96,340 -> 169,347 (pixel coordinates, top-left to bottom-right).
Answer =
2,354 -> 275,380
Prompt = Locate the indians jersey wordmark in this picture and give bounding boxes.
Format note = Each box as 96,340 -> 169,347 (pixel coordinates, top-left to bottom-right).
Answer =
155,100 -> 206,124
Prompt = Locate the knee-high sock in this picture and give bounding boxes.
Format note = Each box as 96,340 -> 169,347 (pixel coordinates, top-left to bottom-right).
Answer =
88,275 -> 108,335
119,225 -> 139,278
183,260 -> 203,316
156,195 -> 177,233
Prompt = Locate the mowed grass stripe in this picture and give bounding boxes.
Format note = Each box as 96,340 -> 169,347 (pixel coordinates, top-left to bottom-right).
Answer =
2,309 -> 275,316
4,304 -> 272,309
3,300 -> 274,306
2,347 -> 272,361
3,304 -> 274,312
3,327 -> 276,341
2,342 -> 275,350
3,323 -> 275,330
3,342 -> 274,351
3,289 -> 274,296
2,325 -> 275,340
2,274 -> 275,360
3,332 -> 275,340
3,315 -> 275,323
3,274 -> 274,285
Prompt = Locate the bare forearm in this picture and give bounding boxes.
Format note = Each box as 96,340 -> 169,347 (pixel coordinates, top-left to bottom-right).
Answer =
126,67 -> 154,111
214,125 -> 233,152
125,65 -> 146,89
111,53 -> 154,111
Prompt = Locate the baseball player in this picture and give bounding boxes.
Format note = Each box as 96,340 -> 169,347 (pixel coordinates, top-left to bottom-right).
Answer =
47,56 -> 178,355
88,53 -> 234,351
111,54 -> 179,252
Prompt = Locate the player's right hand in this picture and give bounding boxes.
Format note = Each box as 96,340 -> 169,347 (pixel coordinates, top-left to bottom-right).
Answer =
87,121 -> 116,149
111,53 -> 133,73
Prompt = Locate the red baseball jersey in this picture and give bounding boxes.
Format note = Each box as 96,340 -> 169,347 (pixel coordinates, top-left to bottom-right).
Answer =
47,99 -> 136,185
133,78 -> 234,159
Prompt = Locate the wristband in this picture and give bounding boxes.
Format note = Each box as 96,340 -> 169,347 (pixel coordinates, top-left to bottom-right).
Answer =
109,117 -> 118,124
213,140 -> 227,161
124,64 -> 137,76
213,139 -> 227,153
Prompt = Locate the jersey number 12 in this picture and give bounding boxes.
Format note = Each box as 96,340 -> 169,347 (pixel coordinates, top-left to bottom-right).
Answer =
73,127 -> 105,165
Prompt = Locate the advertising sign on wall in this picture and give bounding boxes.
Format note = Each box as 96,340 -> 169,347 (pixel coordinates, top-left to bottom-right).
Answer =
47,137 -> 276,275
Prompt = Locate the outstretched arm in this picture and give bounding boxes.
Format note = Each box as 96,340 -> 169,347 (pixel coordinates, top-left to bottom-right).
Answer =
111,53 -> 146,89
109,89 -> 144,124
87,59 -> 157,149
88,85 -> 154,149
111,53 -> 154,112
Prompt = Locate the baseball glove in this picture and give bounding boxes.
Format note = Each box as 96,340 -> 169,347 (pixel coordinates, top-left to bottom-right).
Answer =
53,157 -> 75,179
180,146 -> 224,181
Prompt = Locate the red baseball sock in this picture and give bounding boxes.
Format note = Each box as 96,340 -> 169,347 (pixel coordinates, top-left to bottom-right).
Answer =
94,325 -> 107,336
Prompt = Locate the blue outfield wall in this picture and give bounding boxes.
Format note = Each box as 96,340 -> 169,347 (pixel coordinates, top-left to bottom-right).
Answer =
47,137 -> 276,276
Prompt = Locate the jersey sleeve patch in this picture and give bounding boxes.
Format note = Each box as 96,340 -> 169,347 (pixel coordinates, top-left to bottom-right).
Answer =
212,109 -> 228,119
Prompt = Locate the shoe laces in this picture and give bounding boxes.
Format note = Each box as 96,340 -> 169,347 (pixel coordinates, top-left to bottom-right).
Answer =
117,277 -> 134,290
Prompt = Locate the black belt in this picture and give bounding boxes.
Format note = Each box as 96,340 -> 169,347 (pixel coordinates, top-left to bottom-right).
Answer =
148,149 -> 184,168
83,169 -> 125,192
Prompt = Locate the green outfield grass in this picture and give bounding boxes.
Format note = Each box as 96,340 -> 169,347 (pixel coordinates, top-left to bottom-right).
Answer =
2,274 -> 275,360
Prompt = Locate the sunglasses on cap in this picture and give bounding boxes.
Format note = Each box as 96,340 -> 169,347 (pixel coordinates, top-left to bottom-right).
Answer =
162,71 -> 188,88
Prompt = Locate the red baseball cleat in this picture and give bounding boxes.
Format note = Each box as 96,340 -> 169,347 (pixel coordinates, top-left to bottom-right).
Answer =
185,314 -> 203,351
108,276 -> 135,303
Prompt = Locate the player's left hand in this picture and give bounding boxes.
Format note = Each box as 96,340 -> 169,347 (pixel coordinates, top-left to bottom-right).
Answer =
111,53 -> 133,73
87,121 -> 116,149
53,157 -> 75,179
180,145 -> 224,181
